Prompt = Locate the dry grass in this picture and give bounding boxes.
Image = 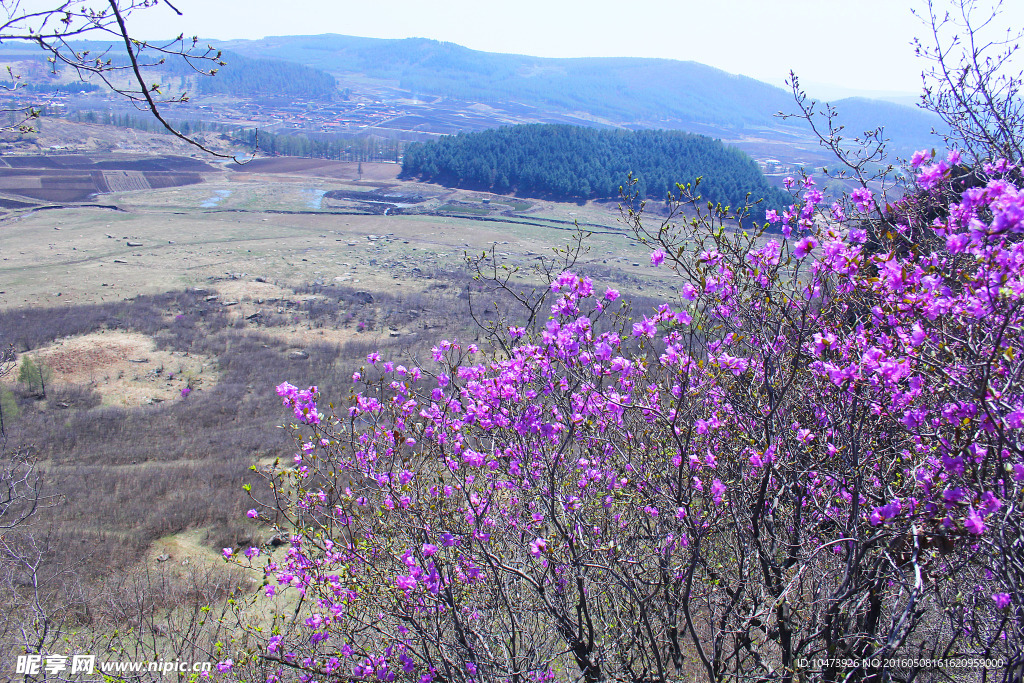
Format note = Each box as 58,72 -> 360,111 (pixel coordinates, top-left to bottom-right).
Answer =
11,330 -> 216,407
0,169 -> 672,314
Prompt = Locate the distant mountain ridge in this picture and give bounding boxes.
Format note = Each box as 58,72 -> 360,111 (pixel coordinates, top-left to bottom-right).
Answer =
0,34 -> 944,157
215,34 -> 944,153
0,42 -> 337,101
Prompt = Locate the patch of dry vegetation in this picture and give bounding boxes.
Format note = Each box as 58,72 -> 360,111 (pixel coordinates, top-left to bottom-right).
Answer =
12,330 -> 215,408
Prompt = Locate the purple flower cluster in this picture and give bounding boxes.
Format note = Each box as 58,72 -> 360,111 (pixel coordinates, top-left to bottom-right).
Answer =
275,382 -> 323,425
239,152 -> 1024,682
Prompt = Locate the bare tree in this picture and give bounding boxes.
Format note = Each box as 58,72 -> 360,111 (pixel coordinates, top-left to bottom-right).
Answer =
0,346 -> 39,531
0,0 -> 237,157
914,0 -> 1024,163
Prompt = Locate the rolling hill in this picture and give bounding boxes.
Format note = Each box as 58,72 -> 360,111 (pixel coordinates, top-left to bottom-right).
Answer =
215,34 -> 944,153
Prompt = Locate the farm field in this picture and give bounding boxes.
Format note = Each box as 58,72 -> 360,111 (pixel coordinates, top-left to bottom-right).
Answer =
0,159 -> 677,311
0,157 -> 677,605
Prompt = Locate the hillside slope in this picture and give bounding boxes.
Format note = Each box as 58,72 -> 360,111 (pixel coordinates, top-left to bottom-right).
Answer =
217,34 -> 943,152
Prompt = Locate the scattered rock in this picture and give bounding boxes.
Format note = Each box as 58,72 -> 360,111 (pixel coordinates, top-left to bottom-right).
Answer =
204,295 -> 219,302
289,350 -> 309,360
113,259 -> 128,264
222,301 -> 239,306
126,241 -> 143,247
156,553 -> 171,563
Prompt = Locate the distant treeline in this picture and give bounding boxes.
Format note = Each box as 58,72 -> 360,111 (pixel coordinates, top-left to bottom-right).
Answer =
197,51 -> 338,101
23,82 -> 100,94
65,110 -> 400,162
401,124 -> 788,214
231,129 -> 401,162
68,110 -> 233,135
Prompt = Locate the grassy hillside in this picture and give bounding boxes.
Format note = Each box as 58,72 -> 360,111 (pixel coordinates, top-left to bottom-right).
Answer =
217,34 -> 944,152
0,36 -> 944,154
196,50 -> 338,100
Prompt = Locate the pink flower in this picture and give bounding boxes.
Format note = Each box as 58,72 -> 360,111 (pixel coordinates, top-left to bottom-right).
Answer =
650,250 -> 665,266
710,479 -> 726,505
463,449 -> 485,467
984,158 -> 1014,175
222,547 -> 233,558
917,161 -> 951,190
994,593 -> 1012,609
247,509 -> 258,519
964,508 -> 986,535
851,187 -> 873,212
529,537 -> 547,557
216,660 -> 233,673
910,149 -> 930,168
604,288 -> 619,302
632,317 -> 657,338
794,236 -> 817,258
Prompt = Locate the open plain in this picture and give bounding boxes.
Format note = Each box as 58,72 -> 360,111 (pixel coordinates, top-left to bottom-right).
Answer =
0,155 -> 676,593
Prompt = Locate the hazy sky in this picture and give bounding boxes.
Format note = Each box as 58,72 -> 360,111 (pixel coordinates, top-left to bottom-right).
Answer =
119,0 -> 1024,97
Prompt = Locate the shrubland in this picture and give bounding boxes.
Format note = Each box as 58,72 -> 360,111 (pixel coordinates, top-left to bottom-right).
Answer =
209,4 -> 1024,682
3,2 -> 1024,682
0,273 -> 537,674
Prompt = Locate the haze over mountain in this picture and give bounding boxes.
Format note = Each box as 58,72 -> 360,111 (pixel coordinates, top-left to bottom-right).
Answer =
215,34 -> 945,154
0,32 -> 945,161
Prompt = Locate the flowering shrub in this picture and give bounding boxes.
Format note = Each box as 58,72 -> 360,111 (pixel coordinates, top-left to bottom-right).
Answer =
225,151 -> 1024,683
